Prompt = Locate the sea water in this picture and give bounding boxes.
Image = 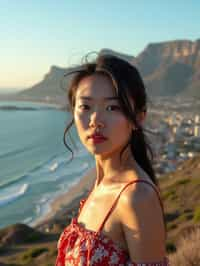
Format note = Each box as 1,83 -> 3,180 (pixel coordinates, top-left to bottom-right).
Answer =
0,101 -> 95,229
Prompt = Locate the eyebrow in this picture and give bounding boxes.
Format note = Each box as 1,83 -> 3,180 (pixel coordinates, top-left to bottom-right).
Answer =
78,96 -> 119,101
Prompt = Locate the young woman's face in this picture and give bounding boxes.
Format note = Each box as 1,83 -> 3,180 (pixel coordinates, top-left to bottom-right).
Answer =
73,73 -> 133,159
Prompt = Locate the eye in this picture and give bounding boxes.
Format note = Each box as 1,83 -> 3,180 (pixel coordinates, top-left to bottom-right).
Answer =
78,104 -> 121,111
106,105 -> 121,111
78,104 -> 90,110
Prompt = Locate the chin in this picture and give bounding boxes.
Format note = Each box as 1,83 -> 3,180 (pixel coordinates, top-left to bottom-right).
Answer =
88,147 -> 114,158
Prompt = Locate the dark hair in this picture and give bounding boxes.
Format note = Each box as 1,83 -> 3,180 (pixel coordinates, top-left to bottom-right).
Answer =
63,52 -> 167,236
63,52 -> 158,184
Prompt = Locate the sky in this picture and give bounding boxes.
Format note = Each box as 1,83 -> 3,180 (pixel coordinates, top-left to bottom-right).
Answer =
0,0 -> 199,92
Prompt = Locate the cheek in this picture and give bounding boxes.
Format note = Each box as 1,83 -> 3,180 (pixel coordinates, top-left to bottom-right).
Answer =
111,114 -> 131,129
111,115 -> 132,139
74,112 -> 88,133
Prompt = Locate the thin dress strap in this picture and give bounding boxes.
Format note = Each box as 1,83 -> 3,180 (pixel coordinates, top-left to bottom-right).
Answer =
97,179 -> 163,233
77,181 -> 96,219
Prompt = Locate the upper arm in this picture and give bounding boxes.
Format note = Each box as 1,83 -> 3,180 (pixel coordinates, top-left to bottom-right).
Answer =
119,182 -> 166,263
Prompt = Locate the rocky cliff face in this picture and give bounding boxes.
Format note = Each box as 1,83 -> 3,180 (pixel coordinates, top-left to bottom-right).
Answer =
136,40 -> 200,75
18,66 -> 67,96
135,39 -> 200,97
16,39 -> 200,103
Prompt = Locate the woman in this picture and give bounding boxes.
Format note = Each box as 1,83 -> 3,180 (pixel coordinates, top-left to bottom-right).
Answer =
56,53 -> 169,265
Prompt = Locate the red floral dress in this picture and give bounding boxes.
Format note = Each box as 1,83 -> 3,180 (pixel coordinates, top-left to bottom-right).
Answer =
55,179 -> 170,266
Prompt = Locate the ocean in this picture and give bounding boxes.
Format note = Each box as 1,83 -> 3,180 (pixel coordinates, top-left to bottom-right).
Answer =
0,101 -> 95,229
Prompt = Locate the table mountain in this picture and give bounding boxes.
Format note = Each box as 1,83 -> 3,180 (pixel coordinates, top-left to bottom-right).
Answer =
9,39 -> 200,104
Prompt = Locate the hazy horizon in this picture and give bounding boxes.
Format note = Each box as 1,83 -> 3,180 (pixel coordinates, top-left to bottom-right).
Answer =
0,87 -> 26,94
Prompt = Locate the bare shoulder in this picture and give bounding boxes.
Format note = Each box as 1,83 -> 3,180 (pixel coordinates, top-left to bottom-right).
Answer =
119,172 -> 163,222
117,169 -> 163,228
121,175 -> 158,205
120,179 -> 160,217
118,175 -> 166,261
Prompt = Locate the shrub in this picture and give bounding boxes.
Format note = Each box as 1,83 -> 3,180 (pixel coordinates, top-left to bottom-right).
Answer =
163,189 -> 176,200
22,247 -> 48,262
0,244 -> 8,255
24,231 -> 45,242
175,178 -> 190,185
169,226 -> 200,265
166,241 -> 176,253
193,207 -> 200,223
167,223 -> 177,231
177,213 -> 193,222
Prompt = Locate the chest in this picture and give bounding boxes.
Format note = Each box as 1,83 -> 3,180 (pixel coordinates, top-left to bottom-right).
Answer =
77,188 -> 128,252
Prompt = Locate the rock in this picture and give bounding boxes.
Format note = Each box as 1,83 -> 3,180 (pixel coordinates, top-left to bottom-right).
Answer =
0,223 -> 46,246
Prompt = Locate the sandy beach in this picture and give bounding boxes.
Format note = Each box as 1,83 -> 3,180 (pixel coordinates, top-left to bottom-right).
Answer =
32,166 -> 96,229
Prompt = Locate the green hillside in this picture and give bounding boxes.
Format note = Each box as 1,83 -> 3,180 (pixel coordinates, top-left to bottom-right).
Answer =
0,154 -> 200,265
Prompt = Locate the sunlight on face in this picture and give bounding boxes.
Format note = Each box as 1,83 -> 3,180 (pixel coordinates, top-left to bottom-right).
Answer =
73,73 -> 133,158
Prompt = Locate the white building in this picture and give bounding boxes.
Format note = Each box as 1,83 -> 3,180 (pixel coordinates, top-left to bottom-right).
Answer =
194,126 -> 200,137
194,115 -> 200,124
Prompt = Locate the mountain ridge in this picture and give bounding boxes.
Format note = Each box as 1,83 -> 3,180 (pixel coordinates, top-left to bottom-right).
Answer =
8,39 -> 200,103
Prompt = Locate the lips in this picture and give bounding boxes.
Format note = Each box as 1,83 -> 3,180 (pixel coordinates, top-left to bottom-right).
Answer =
91,136 -> 107,140
89,135 -> 107,144
88,134 -> 107,140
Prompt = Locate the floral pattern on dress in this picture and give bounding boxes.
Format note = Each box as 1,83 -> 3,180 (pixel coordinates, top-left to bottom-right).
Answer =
56,192 -> 170,266
90,245 -> 109,264
56,215 -> 170,266
109,251 -> 120,265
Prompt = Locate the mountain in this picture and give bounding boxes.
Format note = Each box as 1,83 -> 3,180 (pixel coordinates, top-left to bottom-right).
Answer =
135,39 -> 200,97
7,39 -> 200,104
14,66 -> 69,106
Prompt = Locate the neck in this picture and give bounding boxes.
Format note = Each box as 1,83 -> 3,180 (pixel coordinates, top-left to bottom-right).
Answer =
94,146 -> 137,188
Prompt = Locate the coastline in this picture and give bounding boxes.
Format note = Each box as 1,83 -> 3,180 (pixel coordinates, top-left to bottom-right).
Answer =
0,95 -> 67,110
0,96 -> 89,231
0,97 -> 66,110
32,167 -> 96,229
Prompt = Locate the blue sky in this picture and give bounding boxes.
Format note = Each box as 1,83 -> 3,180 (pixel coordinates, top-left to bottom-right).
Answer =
0,0 -> 199,91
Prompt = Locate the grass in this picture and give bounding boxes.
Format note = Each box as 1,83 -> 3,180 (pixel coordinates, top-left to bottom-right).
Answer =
19,247 -> 49,264
162,188 -> 178,200
193,206 -> 200,223
177,213 -> 193,223
174,178 -> 191,185
169,226 -> 200,265
0,154 -> 200,265
167,223 -> 177,231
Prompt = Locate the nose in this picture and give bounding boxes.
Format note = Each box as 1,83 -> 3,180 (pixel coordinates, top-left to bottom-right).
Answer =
89,110 -> 105,129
